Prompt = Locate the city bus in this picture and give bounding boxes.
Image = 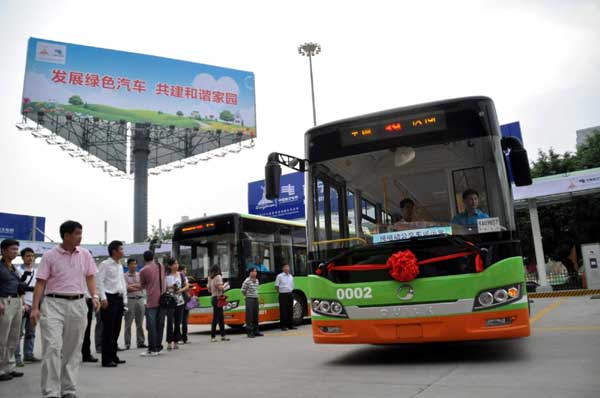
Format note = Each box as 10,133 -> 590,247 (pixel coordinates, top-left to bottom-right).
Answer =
265,96 -> 533,344
172,213 -> 309,327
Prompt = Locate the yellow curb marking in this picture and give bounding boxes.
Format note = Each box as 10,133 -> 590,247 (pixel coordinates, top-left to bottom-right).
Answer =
533,325 -> 600,332
530,299 -> 566,324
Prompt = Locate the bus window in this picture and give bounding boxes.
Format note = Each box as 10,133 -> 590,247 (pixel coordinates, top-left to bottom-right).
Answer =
347,191 -> 357,237
242,232 -> 275,273
292,226 -> 308,275
452,167 -> 490,216
330,186 -> 341,240
361,199 -> 376,235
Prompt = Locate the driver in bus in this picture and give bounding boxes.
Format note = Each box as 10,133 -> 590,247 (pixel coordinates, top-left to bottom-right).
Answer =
247,256 -> 269,272
451,189 -> 489,225
398,198 -> 415,222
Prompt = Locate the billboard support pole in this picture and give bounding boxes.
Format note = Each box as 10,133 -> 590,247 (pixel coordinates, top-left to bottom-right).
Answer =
133,123 -> 151,243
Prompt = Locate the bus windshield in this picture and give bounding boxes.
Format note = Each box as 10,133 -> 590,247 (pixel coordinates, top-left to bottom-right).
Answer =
312,134 -> 515,247
176,233 -> 238,279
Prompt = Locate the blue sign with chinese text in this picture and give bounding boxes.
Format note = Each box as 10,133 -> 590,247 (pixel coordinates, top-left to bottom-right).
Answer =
248,173 -> 305,220
0,212 -> 46,241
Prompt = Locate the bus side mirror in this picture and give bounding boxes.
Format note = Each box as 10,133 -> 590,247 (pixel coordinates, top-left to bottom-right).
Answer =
509,147 -> 532,186
265,158 -> 281,200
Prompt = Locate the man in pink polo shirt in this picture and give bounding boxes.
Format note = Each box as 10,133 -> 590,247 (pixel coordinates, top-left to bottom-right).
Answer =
30,220 -> 99,398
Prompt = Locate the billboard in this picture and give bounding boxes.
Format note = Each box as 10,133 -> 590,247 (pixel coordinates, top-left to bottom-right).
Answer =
248,173 -> 305,220
21,37 -> 256,172
0,212 -> 46,241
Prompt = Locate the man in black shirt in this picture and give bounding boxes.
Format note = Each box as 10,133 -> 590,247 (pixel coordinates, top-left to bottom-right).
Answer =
0,239 -> 25,381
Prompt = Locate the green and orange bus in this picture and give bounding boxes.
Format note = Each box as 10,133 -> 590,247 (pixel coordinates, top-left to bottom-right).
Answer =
265,96 -> 533,344
172,213 -> 309,328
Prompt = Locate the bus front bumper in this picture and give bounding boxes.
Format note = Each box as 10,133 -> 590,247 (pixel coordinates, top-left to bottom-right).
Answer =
312,308 -> 530,344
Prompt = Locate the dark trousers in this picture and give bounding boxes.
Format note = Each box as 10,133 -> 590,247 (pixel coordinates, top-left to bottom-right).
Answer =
166,304 -> 184,343
245,297 -> 259,334
145,307 -> 165,353
211,296 -> 225,338
181,309 -> 189,343
81,298 -> 94,358
279,292 -> 294,328
100,294 -> 124,365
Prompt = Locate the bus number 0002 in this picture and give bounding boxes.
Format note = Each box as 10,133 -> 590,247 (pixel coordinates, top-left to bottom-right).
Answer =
336,287 -> 372,300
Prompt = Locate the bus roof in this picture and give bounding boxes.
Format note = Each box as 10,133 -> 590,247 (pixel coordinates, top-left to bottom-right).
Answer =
173,213 -> 305,231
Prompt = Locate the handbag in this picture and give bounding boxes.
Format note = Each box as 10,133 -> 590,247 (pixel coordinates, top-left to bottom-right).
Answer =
158,263 -> 178,309
217,294 -> 228,308
185,296 -> 198,310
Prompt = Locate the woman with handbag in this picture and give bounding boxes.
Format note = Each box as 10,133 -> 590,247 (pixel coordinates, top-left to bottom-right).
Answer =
208,265 -> 230,343
178,264 -> 191,344
165,258 -> 186,350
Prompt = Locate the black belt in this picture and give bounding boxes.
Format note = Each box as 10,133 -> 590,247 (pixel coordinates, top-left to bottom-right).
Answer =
0,295 -> 19,298
128,296 -> 143,299
46,294 -> 84,300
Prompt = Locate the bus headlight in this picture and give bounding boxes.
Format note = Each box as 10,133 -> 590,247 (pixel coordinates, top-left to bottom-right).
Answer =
478,292 -> 494,307
474,284 -> 522,310
311,299 -> 348,318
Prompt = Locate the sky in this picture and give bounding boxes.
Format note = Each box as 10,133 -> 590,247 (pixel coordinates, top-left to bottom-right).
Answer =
1,0 -> 599,244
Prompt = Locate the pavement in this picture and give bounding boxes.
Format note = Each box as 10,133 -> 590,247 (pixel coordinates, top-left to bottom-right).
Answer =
2,296 -> 599,398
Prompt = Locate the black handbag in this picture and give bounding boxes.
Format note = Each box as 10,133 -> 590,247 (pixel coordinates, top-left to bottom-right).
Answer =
158,263 -> 177,309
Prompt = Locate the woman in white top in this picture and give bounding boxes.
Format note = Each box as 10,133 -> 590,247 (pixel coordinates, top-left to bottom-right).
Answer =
165,258 -> 187,350
208,265 -> 230,342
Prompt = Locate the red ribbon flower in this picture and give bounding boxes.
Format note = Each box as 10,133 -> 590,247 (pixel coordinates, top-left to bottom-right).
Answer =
386,250 -> 420,282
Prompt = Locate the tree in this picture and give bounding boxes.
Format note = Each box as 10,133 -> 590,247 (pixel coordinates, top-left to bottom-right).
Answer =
530,148 -> 578,178
219,110 -> 235,122
68,95 -> 84,106
576,130 -> 600,170
146,224 -> 173,242
176,110 -> 184,117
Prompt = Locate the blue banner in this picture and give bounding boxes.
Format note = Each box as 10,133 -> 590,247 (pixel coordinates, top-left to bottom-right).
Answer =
0,212 -> 46,241
248,172 -> 305,220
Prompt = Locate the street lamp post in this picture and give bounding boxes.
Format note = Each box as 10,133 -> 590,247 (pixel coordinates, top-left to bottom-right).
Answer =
298,42 -> 321,127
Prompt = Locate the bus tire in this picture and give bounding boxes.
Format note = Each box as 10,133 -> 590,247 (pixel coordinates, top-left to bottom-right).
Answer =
292,292 -> 306,326
228,324 -> 245,330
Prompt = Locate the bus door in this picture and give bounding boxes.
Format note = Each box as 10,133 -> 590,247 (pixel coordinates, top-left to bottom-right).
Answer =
312,172 -> 349,265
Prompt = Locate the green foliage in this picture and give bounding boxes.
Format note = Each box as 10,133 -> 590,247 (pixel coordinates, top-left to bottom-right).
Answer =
219,110 -> 235,122
146,225 -> 173,243
530,132 -> 600,178
176,111 -> 184,117
68,95 -> 84,106
576,130 -> 600,170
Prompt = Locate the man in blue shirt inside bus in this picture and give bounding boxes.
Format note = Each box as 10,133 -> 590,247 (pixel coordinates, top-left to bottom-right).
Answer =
452,189 -> 489,225
247,256 -> 269,272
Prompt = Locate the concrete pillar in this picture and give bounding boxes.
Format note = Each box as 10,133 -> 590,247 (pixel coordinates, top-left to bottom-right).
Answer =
528,198 -> 549,288
133,123 -> 151,243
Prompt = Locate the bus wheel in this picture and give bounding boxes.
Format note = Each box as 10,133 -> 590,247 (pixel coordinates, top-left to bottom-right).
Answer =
292,293 -> 306,326
228,324 -> 245,330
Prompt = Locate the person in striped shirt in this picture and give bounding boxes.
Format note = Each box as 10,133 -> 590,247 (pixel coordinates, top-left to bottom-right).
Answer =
241,268 -> 263,338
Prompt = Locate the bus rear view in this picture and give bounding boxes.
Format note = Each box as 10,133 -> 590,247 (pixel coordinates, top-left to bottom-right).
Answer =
266,97 -> 533,344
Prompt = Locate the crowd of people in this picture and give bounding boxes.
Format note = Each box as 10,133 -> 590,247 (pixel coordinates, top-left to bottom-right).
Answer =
0,219 -> 299,397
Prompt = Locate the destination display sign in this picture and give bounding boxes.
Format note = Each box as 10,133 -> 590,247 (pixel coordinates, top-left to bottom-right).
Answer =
340,111 -> 447,147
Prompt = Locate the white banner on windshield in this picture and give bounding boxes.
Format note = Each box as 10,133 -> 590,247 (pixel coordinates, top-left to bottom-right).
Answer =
373,226 -> 452,244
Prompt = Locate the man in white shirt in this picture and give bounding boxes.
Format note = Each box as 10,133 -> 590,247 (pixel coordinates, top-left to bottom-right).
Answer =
15,247 -> 40,366
275,260 -> 296,331
96,240 -> 127,368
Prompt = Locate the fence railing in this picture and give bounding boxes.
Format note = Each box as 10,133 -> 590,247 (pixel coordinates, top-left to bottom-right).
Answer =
526,270 -> 584,292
